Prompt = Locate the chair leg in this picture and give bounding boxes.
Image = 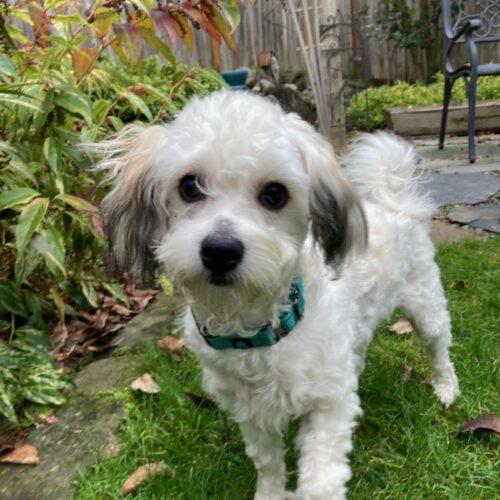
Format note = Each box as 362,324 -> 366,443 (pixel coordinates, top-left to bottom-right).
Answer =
467,72 -> 477,163
439,77 -> 453,150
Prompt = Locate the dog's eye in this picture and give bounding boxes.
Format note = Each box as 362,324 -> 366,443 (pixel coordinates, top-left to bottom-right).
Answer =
258,182 -> 289,211
179,175 -> 205,203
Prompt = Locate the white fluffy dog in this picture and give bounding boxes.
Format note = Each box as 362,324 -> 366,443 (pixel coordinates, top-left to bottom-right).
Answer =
93,90 -> 459,499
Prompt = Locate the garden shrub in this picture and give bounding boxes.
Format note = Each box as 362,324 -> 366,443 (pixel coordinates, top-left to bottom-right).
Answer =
0,50 -> 223,430
347,73 -> 500,130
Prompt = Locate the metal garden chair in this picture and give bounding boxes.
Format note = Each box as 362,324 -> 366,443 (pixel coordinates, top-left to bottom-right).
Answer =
439,0 -> 500,163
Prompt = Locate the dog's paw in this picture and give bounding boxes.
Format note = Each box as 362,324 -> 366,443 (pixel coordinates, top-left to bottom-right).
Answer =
432,364 -> 459,408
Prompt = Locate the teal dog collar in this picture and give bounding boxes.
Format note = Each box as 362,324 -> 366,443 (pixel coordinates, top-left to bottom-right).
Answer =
195,277 -> 305,350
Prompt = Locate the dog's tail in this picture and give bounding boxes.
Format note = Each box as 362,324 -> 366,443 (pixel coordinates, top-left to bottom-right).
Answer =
342,132 -> 435,221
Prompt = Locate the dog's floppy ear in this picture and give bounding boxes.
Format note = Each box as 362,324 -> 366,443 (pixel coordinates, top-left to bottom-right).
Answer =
90,124 -> 168,285
285,115 -> 367,267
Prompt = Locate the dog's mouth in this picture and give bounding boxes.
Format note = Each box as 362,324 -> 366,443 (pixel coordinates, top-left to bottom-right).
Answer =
209,272 -> 233,286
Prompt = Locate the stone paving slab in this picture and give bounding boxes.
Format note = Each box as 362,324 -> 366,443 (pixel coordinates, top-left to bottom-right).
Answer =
414,134 -> 500,174
117,293 -> 183,350
75,353 -> 142,397
429,220 -> 479,243
425,172 -> 500,206
0,397 -> 125,500
447,205 -> 500,224
469,218 -> 500,233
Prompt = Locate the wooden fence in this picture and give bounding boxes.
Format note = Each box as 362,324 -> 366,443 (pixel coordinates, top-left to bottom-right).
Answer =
172,0 -> 500,83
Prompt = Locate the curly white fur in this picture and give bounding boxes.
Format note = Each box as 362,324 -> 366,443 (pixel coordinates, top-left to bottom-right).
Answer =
93,90 -> 459,499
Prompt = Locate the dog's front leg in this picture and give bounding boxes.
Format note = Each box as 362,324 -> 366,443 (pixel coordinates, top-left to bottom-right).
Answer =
295,396 -> 360,500
240,421 -> 287,500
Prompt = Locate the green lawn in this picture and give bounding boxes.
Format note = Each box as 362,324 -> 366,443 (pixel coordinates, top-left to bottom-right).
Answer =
76,237 -> 499,499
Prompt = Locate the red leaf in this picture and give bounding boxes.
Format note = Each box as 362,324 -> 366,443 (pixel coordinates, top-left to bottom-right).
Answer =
181,5 -> 205,30
151,10 -> 177,47
168,10 -> 194,51
112,23 -> 143,72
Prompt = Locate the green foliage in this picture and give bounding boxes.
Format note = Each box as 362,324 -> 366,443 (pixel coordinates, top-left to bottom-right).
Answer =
0,2 -> 225,429
347,73 -> 500,130
365,0 -> 441,50
82,56 -> 225,127
0,328 -> 73,429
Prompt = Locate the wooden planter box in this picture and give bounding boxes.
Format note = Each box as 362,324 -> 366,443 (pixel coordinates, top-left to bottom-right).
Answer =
384,99 -> 500,136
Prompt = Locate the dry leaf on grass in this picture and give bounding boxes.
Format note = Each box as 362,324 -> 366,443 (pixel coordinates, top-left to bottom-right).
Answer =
130,373 -> 160,394
100,435 -> 122,459
450,279 -> 467,290
120,462 -> 172,496
185,391 -> 216,408
157,335 -> 184,361
400,363 -> 413,382
388,318 -> 413,335
459,414 -> 500,435
0,444 -> 39,465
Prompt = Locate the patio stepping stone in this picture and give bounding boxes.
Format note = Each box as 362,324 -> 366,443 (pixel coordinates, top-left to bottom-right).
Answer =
116,293 -> 183,350
425,172 -> 500,206
469,218 -> 500,233
75,353 -> 141,396
0,397 -> 125,500
447,205 -> 500,224
429,220 -> 478,244
447,205 -> 500,234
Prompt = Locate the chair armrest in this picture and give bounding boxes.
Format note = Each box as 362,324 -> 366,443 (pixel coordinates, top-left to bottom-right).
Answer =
444,19 -> 482,77
451,18 -> 482,43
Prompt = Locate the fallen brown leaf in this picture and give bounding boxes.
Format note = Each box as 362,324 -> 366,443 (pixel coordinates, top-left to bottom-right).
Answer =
120,462 -> 172,496
50,282 -> 158,362
157,335 -> 184,361
400,363 -> 413,382
112,304 -> 134,316
450,279 -> 466,290
130,373 -> 160,394
388,318 -> 413,335
184,391 -> 216,408
130,295 -> 154,312
0,444 -> 39,465
93,309 -> 110,329
0,427 -> 29,455
100,435 -> 122,459
459,414 -> 500,435
34,413 -> 59,429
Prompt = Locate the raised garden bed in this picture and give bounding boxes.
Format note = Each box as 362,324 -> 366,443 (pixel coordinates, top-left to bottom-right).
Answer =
384,100 -> 500,136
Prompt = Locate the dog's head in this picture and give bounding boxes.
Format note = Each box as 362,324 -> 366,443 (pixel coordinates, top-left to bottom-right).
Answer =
93,90 -> 366,311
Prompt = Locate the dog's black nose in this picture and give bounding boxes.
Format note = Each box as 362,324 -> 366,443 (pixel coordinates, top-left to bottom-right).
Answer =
200,233 -> 244,274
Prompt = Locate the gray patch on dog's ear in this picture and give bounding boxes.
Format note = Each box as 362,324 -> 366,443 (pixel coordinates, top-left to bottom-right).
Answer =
102,173 -> 166,286
310,180 -> 368,267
